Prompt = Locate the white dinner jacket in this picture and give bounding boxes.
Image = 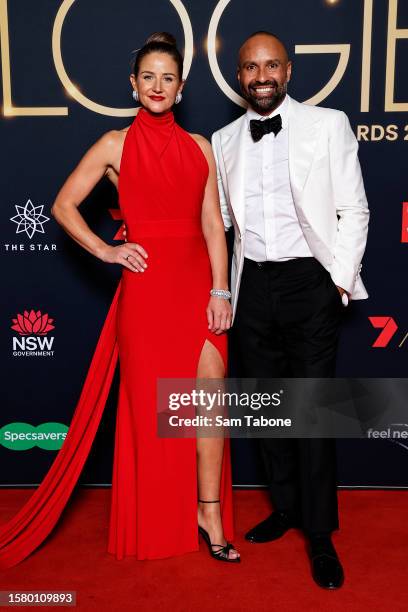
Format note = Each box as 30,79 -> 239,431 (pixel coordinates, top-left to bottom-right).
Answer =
211,95 -> 369,320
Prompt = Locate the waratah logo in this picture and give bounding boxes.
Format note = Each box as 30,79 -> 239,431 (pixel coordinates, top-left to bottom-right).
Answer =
11,310 -> 55,336
10,199 -> 50,239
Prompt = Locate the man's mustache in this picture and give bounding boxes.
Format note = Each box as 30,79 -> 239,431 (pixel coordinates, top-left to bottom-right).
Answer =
248,80 -> 278,90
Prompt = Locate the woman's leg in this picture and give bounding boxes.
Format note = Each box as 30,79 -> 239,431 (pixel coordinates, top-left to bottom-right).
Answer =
196,339 -> 239,560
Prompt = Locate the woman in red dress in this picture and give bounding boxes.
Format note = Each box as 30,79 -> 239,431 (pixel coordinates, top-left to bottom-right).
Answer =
0,33 -> 240,567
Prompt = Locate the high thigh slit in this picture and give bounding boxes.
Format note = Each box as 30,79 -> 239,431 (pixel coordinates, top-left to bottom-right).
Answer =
0,107 -> 233,568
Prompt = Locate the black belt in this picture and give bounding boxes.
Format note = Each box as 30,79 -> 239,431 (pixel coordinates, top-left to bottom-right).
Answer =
244,257 -> 317,269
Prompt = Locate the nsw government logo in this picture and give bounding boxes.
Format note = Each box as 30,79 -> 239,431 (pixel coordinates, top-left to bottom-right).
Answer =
11,309 -> 55,357
4,198 -> 57,253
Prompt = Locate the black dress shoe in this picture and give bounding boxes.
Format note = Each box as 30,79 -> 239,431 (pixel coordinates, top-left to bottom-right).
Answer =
245,511 -> 297,543
309,535 -> 344,589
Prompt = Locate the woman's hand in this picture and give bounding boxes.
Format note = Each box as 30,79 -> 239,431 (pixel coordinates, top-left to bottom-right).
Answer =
99,242 -> 148,273
207,296 -> 232,335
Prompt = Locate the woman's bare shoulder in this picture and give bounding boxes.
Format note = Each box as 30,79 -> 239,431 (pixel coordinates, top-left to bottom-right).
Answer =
97,109 -> 138,152
189,133 -> 210,146
92,126 -> 131,168
100,126 -> 130,147
189,133 -> 213,154
189,133 -> 214,164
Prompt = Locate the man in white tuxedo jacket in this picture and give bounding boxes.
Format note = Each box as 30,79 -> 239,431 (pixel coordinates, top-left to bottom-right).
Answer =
212,32 -> 369,589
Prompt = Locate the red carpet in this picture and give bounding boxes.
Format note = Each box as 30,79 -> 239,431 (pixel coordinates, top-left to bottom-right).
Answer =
0,489 -> 406,611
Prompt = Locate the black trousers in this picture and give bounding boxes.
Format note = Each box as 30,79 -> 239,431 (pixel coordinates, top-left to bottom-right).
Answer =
231,257 -> 343,535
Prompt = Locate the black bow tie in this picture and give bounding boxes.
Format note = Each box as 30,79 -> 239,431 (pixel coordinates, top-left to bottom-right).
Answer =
249,114 -> 282,142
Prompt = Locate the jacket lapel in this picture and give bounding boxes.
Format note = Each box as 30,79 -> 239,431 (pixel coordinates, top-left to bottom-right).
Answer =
288,96 -> 321,204
220,115 -> 247,236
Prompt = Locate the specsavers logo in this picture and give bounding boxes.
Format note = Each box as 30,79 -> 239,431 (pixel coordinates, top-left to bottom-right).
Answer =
0,422 -> 68,451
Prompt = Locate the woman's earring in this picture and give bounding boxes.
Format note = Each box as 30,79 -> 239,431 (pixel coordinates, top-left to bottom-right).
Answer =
132,90 -> 139,102
175,92 -> 182,105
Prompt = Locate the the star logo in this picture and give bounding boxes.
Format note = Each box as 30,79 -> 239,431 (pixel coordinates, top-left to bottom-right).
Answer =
10,199 -> 50,239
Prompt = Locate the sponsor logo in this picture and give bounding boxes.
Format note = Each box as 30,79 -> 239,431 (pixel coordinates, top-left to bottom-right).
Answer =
4,198 -> 57,253
10,199 -> 50,238
368,316 -> 407,348
367,425 -> 408,452
109,208 -> 124,240
11,310 -> 55,357
402,202 -> 408,243
0,422 -> 68,451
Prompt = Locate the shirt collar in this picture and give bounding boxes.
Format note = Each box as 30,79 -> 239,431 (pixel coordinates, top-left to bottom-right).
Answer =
246,93 -> 289,129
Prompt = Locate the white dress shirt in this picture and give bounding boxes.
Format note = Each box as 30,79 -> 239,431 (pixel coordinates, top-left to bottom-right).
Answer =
244,94 -> 313,261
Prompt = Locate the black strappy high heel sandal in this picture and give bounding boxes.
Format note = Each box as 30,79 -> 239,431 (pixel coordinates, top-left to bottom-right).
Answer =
198,499 -> 241,563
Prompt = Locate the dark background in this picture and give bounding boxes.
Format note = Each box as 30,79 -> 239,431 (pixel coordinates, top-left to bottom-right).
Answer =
1,0 -> 407,487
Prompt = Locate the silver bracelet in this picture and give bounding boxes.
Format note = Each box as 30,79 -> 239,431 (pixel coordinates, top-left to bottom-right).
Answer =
210,289 -> 231,300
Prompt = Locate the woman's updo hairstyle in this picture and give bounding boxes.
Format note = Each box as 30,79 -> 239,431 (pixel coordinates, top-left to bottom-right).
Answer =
133,32 -> 183,80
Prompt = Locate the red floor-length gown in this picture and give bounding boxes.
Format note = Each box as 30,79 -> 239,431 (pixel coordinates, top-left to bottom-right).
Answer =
0,108 -> 234,568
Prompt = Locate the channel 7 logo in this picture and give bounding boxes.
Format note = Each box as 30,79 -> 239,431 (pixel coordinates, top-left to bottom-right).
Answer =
402,202 -> 408,243
109,208 -> 124,240
369,317 -> 407,348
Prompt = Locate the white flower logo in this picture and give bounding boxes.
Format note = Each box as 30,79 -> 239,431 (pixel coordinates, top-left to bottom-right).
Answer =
10,199 -> 50,239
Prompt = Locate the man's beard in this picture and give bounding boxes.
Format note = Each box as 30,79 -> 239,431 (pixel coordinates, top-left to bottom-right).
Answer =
241,80 -> 287,114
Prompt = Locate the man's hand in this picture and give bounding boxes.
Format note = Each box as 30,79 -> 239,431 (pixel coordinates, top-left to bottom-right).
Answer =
336,286 -> 350,298
335,285 -> 351,306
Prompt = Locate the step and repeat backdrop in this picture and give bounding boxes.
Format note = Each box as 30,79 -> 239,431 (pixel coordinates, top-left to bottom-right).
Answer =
1,0 -> 407,487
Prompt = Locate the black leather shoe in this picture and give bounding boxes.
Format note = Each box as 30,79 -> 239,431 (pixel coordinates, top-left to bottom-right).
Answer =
245,511 -> 298,543
309,535 -> 344,589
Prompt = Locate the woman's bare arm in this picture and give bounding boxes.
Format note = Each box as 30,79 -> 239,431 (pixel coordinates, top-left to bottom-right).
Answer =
51,130 -> 148,272
191,133 -> 232,333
